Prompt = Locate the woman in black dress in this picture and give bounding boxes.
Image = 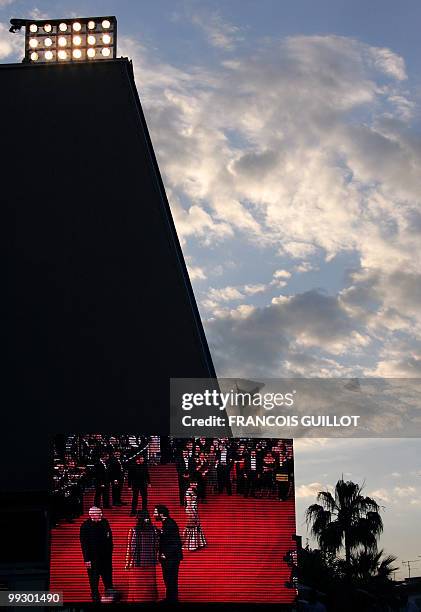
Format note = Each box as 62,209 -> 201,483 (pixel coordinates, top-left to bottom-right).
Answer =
125,510 -> 159,602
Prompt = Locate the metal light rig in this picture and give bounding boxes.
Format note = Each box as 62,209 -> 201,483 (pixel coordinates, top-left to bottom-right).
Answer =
9,16 -> 117,63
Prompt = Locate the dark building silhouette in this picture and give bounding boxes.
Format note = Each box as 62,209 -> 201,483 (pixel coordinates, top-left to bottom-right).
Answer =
0,58 -> 223,591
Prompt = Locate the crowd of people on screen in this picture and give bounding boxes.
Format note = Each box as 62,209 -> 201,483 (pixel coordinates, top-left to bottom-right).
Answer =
52,435 -> 294,525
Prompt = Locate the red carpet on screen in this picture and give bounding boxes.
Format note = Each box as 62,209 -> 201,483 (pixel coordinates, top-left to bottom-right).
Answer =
50,464 -> 296,603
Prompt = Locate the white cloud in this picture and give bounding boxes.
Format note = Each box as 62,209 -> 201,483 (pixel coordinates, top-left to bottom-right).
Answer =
243,284 -> 266,295
166,189 -> 233,246
186,263 -> 206,281
271,294 -> 290,305
190,9 -> 243,50
294,262 -> 318,273
202,282 -> 266,310
0,22 -> 23,60
208,286 -> 244,302
368,46 -> 407,81
394,486 -> 417,498
119,32 -> 421,375
271,269 -> 291,289
369,486 -> 420,505
370,488 -> 391,503
296,482 -> 332,499
29,8 -> 50,20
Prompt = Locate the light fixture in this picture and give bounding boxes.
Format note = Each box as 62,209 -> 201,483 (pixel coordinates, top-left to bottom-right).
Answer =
12,16 -> 117,63
8,18 -> 27,33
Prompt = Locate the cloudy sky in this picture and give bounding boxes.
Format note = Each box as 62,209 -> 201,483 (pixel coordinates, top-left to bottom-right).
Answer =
1,0 -> 421,578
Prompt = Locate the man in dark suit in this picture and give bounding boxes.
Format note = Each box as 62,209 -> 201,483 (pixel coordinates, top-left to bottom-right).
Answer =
154,505 -> 183,602
93,453 -> 110,508
244,449 -> 262,497
80,506 -> 113,603
216,443 -> 234,495
233,443 -> 247,495
108,450 -> 125,506
127,454 -> 151,515
197,437 -> 209,453
175,449 -> 195,506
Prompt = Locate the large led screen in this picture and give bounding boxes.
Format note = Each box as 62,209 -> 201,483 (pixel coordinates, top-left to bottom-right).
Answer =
49,435 -> 297,604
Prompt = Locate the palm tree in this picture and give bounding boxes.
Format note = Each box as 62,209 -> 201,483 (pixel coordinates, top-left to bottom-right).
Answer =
305,478 -> 383,573
350,549 -> 398,583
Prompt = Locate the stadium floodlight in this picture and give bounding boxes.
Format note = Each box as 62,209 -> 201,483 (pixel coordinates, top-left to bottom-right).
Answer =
9,16 -> 117,63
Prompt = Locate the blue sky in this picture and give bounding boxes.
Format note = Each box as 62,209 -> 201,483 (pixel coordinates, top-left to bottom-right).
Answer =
1,0 -> 421,579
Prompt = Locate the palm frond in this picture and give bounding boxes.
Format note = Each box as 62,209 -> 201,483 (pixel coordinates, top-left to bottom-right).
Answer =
317,490 -> 337,512
348,515 -> 382,552
361,495 -> 381,513
377,553 -> 398,579
365,511 -> 383,536
318,520 -> 344,555
335,479 -> 363,516
306,505 -> 332,540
